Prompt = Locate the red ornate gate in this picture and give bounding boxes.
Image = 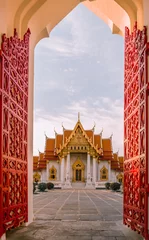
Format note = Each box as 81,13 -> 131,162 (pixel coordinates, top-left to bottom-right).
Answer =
0,29 -> 30,237
124,23 -> 149,239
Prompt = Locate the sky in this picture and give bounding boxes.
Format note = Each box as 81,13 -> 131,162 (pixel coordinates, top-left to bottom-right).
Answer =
34,3 -> 124,156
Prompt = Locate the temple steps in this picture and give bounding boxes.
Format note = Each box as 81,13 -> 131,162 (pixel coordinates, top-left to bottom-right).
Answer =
71,182 -> 86,189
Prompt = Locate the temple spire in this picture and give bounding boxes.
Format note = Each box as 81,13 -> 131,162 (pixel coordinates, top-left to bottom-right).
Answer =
78,112 -> 80,122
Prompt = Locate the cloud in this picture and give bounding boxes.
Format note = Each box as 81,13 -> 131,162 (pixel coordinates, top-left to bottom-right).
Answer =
34,97 -> 123,156
33,4 -> 124,157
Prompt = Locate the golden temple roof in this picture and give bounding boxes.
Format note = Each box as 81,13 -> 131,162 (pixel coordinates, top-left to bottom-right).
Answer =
102,138 -> 113,159
94,135 -> 102,148
33,156 -> 39,171
56,134 -> 63,149
33,117 -> 123,172
111,153 -> 120,170
45,138 -> 55,151
37,152 -> 46,169
85,130 -> 93,143
64,130 -> 72,143
118,156 -> 124,171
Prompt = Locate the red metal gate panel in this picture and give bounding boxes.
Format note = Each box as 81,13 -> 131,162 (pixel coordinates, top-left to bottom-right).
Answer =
0,29 -> 30,237
124,22 -> 149,239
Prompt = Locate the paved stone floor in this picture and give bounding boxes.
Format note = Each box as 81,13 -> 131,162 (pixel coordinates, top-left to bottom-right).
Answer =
7,189 -> 143,240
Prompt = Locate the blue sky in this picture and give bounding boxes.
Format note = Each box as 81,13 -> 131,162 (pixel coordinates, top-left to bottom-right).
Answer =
34,3 -> 124,155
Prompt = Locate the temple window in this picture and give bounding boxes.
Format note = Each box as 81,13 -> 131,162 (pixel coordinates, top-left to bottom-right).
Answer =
117,173 -> 123,183
49,166 -> 57,180
100,166 -> 108,181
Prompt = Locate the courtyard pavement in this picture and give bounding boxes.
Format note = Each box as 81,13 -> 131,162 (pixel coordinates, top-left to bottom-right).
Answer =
7,189 -> 143,240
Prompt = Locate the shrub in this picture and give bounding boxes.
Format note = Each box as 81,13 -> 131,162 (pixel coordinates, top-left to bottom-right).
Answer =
38,182 -> 47,192
47,182 -> 54,190
110,182 -> 120,191
105,182 -> 111,190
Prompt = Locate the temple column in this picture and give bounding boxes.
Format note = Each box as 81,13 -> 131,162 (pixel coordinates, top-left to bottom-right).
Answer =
93,157 -> 97,183
58,160 -> 61,181
108,161 -> 111,182
85,152 -> 93,188
61,157 -> 65,186
46,161 -> 49,182
87,152 -> 91,181
64,153 -> 72,188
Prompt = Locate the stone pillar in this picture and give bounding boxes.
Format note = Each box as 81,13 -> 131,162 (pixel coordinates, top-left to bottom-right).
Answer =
87,152 -> 91,180
58,160 -> 60,181
64,153 -> 72,188
98,160 -> 100,181
61,157 -> 65,186
46,161 -> 49,182
93,157 -> 97,183
85,152 -> 93,188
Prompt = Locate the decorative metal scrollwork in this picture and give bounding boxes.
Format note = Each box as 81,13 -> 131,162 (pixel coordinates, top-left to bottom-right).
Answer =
0,29 -> 30,237
124,22 -> 149,239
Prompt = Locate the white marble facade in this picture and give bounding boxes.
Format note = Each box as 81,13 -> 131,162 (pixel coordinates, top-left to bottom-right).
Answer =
35,153 -> 121,189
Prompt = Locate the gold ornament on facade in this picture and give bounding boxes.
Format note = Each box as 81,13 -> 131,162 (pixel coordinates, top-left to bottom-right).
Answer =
100,166 -> 108,181
49,166 -> 57,180
33,172 -> 41,182
116,173 -> 123,183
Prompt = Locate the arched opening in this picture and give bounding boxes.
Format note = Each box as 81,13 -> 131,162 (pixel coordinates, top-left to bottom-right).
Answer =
0,1 -> 149,240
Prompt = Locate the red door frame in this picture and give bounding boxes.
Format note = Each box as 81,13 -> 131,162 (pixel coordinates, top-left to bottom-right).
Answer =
0,23 -> 149,240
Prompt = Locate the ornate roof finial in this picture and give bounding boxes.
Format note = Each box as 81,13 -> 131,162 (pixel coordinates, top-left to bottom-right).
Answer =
100,128 -> 103,136
110,133 -> 113,139
78,112 -> 80,122
54,127 -> 57,136
44,131 -> 48,139
38,149 -> 41,154
92,122 -> 96,131
62,122 -> 65,131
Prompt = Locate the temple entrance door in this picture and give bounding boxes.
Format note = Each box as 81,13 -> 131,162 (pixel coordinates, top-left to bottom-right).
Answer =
72,158 -> 85,182
76,169 -> 82,181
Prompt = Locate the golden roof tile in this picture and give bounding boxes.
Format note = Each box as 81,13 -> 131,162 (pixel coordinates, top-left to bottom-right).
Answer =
94,135 -> 101,148
64,130 -> 72,143
85,130 -> 93,143
102,139 -> 112,159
